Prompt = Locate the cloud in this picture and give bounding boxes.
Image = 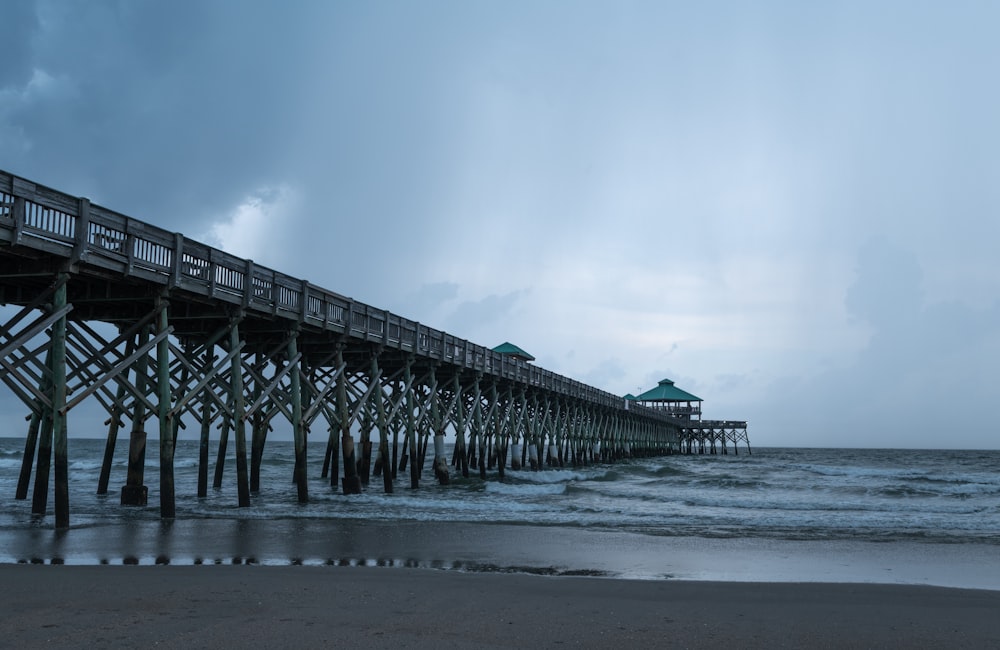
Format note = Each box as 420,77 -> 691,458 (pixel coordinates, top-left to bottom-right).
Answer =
579,358 -> 628,389
0,0 -> 38,89
203,184 -> 299,265
1,2 -> 999,448
443,290 -> 529,343
752,239 -> 1000,448
845,236 -> 923,327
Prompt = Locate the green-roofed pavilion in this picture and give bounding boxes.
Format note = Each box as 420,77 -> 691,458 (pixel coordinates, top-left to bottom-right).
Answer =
629,378 -> 702,420
492,342 -> 535,362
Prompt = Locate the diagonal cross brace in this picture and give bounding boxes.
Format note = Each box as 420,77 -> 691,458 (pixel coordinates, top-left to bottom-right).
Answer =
0,303 -> 73,363
244,352 -> 301,419
61,326 -> 172,415
168,340 -> 244,419
301,361 -> 346,426
344,368 -> 383,429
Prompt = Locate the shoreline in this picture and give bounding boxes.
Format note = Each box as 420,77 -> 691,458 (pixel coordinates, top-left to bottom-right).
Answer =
3,565 -> 999,648
2,520 -> 999,590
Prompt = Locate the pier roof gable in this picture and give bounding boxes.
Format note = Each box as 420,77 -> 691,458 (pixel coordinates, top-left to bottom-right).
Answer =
633,378 -> 702,402
492,341 -> 536,362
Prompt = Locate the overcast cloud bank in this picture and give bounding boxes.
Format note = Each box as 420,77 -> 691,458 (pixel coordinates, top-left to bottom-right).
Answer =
2,1 -> 998,448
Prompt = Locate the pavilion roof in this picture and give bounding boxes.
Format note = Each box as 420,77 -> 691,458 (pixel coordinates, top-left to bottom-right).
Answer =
633,378 -> 702,402
492,341 -> 536,362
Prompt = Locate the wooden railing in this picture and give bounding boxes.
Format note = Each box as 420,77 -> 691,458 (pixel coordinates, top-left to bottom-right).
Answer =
1,169 -> 678,421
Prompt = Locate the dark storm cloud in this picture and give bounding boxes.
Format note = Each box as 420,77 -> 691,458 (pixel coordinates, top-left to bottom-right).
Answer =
0,0 -> 38,88
2,1 -> 999,447
2,1 -> 317,231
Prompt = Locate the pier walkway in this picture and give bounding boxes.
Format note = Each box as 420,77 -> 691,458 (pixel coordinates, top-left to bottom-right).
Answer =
0,169 -> 748,528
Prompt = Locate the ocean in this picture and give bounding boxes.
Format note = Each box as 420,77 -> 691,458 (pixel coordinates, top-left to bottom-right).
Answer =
2,439 -> 998,587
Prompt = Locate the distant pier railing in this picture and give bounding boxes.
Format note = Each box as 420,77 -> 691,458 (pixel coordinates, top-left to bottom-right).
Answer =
0,168 -> 748,529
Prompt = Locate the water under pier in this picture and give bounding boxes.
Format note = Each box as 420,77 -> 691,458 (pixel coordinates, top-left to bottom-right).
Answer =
0,168 -> 748,529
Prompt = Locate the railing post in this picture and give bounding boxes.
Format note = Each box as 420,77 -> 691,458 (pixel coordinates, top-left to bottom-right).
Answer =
71,198 -> 90,266
243,260 -> 254,308
299,280 -> 309,322
170,233 -> 183,288
12,196 -> 26,244
124,219 -> 136,275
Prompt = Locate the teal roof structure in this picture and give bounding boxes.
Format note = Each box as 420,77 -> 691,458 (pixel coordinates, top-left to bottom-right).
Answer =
492,342 -> 535,362
634,378 -> 702,402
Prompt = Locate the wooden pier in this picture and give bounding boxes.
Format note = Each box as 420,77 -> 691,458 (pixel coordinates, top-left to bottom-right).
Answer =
0,168 -> 749,528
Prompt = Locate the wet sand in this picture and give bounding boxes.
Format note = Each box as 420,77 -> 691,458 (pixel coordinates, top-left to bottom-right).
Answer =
2,565 -> 998,649
5,520 -> 1000,589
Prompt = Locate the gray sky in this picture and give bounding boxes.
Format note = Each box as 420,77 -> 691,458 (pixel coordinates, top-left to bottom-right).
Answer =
2,0 -> 998,448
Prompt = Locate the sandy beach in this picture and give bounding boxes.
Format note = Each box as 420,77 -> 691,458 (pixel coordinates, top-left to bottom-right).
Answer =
2,565 -> 998,649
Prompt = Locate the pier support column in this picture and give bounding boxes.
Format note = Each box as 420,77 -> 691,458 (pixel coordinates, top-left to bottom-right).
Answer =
404,359 -> 420,489
289,332 -> 308,502
433,432 -> 449,485
213,414 -> 230,488
371,354 -> 393,494
249,352 -> 266,494
30,393 -> 55,514
197,375 -> 212,497
121,326 -> 150,507
16,406 -> 40,501
156,293 -> 175,519
428,367 -> 449,485
475,380 -> 488,480
325,426 -> 341,486
230,320 -> 251,507
389,381 -> 400,481
50,276 -> 70,528
337,346 -> 362,495
17,348 -> 51,501
97,375 -> 127,496
453,374 -> 469,479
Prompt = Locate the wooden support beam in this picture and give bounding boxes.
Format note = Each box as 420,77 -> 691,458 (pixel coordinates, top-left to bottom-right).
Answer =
289,332 -> 308,502
50,276 -> 70,528
121,326 -> 150,507
198,349 -> 215,498
62,325 -> 169,416
301,361 -> 346,427
249,352 -> 266,494
453,373 -> 469,479
96,341 -> 129,496
428,366 -> 449,485
371,355 -> 393,494
404,359 -> 419,489
213,412 -> 230,489
474,379 -> 487,479
230,319 -> 251,507
0,275 -> 67,342
336,346 -> 361,495
15,347 -> 51,500
167,337 -> 241,420
156,293 -> 175,518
